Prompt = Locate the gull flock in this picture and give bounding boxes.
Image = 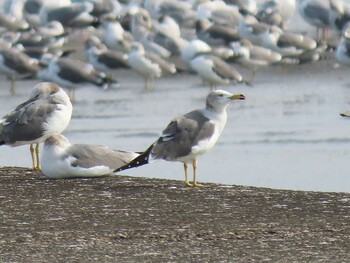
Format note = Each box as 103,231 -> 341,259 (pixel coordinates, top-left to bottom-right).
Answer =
0,0 -> 350,186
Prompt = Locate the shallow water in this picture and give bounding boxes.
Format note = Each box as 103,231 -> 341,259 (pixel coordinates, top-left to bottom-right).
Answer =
1,57 -> 350,192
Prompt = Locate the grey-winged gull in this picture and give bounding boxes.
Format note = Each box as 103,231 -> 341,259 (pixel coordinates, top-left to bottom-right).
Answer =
38,54 -> 119,102
127,42 -> 176,90
0,82 -> 72,170
131,9 -> 172,58
230,39 -> 282,79
297,0 -> 331,41
0,46 -> 39,95
336,27 -> 350,66
84,36 -> 129,73
261,26 -> 317,57
101,19 -> 132,51
196,0 -> 242,26
41,134 -> 139,179
39,1 -> 100,28
329,0 -> 350,33
190,53 -> 244,88
238,15 -> 271,45
195,19 -> 240,46
115,89 -> 246,187
256,0 -> 296,28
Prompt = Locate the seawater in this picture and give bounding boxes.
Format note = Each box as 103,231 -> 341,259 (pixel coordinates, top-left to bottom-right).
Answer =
0,59 -> 350,192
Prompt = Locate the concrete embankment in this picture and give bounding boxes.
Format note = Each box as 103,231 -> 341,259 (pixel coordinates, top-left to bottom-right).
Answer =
0,167 -> 349,262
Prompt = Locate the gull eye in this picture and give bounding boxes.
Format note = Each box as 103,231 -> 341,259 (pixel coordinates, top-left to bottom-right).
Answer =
218,94 -> 224,97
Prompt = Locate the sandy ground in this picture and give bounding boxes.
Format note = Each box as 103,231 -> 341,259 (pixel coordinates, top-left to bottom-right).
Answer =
0,167 -> 349,262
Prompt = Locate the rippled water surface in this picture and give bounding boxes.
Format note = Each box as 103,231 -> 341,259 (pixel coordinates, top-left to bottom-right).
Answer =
1,58 -> 350,192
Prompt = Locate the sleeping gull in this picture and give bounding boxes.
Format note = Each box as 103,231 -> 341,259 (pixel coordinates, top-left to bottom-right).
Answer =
41,134 -> 139,179
115,89 -> 245,187
0,82 -> 72,170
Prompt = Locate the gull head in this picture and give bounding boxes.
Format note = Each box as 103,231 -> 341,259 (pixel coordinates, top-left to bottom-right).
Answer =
30,82 -> 72,108
30,82 -> 62,99
206,89 -> 245,112
44,134 -> 70,149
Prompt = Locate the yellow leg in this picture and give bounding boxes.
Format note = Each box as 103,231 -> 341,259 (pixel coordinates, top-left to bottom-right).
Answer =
192,159 -> 204,187
10,76 -> 15,95
34,143 -> 40,170
184,163 -> 193,187
30,144 -> 36,169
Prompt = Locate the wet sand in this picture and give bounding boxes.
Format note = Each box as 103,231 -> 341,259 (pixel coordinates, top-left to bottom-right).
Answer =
1,167 -> 349,262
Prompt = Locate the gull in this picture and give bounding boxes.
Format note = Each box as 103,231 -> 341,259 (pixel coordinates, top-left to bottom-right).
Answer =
0,46 -> 39,95
196,0 -> 242,26
181,39 -> 212,65
0,82 -> 72,170
13,30 -> 66,52
238,15 -> 271,45
115,89 -> 245,187
223,0 -> 257,15
230,39 -> 282,79
39,1 -> 100,28
256,0 -> 296,28
153,15 -> 188,56
297,0 -> 331,41
0,12 -> 30,32
262,26 -> 317,57
101,19 -> 132,51
329,0 -> 350,33
41,134 -> 139,179
23,0 -> 44,27
131,8 -> 171,58
189,53 -> 245,88
84,36 -> 129,73
180,39 -> 235,71
155,14 -> 181,40
127,42 -> 176,90
143,0 -> 196,27
195,19 -> 241,46
38,54 -> 118,102
336,27 -> 350,66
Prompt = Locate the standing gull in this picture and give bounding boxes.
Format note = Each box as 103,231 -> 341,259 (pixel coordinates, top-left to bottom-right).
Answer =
127,42 -> 176,90
0,46 -> 39,95
0,82 -> 72,169
336,27 -> 350,66
41,134 -> 139,179
115,90 -> 245,187
38,54 -> 118,102
189,53 -> 244,89
230,39 -> 282,80
297,0 -> 331,41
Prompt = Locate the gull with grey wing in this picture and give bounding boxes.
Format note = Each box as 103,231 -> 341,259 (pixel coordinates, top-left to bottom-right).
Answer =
115,90 -> 245,187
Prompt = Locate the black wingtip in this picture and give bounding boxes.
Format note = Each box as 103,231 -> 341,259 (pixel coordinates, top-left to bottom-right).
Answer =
114,144 -> 154,173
